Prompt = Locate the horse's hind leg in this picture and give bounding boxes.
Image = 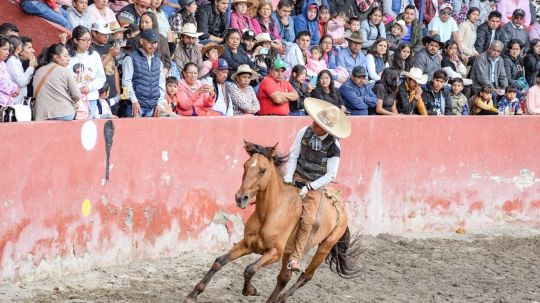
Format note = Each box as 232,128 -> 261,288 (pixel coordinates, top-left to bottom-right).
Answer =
266,253 -> 292,303
242,248 -> 280,297
185,240 -> 252,302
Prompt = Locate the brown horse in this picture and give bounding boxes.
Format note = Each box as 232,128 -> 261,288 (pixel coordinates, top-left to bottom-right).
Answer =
185,142 -> 361,303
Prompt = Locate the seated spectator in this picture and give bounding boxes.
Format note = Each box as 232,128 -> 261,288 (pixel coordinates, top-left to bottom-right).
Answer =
66,0 -> 93,29
257,58 -> 299,115
118,0 -> 151,27
361,7 -> 386,53
441,40 -> 471,95
196,0 -> 229,44
251,1 -> 285,54
272,0 -> 296,45
173,23 -> 204,78
372,67 -> 400,115
0,23 -> 19,37
392,5 -> 423,53
498,85 -> 522,115
289,65 -> 313,115
422,69 -> 452,115
294,0 -> 321,46
150,0 -> 171,38
0,36 -> 19,106
339,66 -> 377,115
284,31 -> 312,72
365,38 -> 389,82
318,6 -> 331,37
230,0 -> 253,32
229,64 -> 260,115
6,36 -> 37,104
504,39 -> 527,96
529,14 -> 540,41
499,9 -> 530,53
326,12 -> 347,49
171,0 -> 198,33
469,84 -> 499,115
449,78 -> 469,115
386,20 -> 407,53
475,10 -> 503,54
209,58 -> 233,116
122,29 -> 166,117
344,16 -> 360,40
396,67 -> 428,115
311,69 -> 345,111
524,39 -> 540,87
336,31 -> 367,75
526,73 -> 540,114
496,0 -> 531,26
413,33 -> 443,81
133,12 -> 172,75
319,34 -> 338,70
306,45 -> 327,76
165,76 -> 180,112
428,3 -> 459,45
241,30 -> 257,57
457,7 -> 480,58
221,29 -> 258,74
382,0 -> 413,21
389,42 -> 413,72
201,42 -> 223,76
86,0 -> 118,26
33,43 -> 81,120
20,0 -> 72,30
175,62 -> 219,116
470,40 -> 508,100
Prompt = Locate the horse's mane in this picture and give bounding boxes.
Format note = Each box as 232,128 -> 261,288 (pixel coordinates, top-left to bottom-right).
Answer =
244,142 -> 288,176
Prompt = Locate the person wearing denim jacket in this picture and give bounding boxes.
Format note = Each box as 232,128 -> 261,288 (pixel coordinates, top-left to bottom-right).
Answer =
272,0 -> 296,45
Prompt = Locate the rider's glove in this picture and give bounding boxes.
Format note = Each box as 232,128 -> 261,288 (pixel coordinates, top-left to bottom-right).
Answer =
299,186 -> 309,199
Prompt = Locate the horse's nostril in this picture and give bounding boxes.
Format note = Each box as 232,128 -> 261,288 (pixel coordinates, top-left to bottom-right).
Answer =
242,195 -> 249,201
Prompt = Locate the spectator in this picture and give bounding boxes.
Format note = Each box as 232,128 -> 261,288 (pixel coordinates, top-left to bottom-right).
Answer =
441,40 -> 469,85
498,85 -> 522,115
6,36 -> 37,104
171,0 -> 198,33
318,5 -> 331,37
176,62 -> 219,116
294,0 -> 321,46
241,30 -> 257,57
504,39 -> 527,95
33,43 -> 81,120
372,67 -> 400,115
421,69 -> 452,115
20,0 -> 72,30
230,0 -> 253,32
457,7 -> 480,58
396,67 -> 428,115
165,76 -> 180,112
526,73 -> 540,114
0,36 -> 19,106
91,20 -> 121,99
221,29 -> 259,74
389,42 -> 413,72
469,84 -> 499,115
196,0 -> 229,44
449,78 -> 469,115
529,14 -> 540,41
201,42 -> 223,76
122,29 -> 166,117
470,0 -> 497,26
284,31 -> 311,72
327,0 -> 357,17
311,69 -> 345,111
382,0 -> 414,20
361,7 -> 386,52
499,9 -> 530,53
496,0 -> 531,26
109,0 -> 131,13
272,0 -> 296,45
252,0 -> 281,40
66,0 -> 93,30
133,11 -> 172,75
306,45 -> 327,76
229,64 -> 260,115
470,40 -> 508,99
172,23 -> 204,77
336,31 -> 367,75
524,39 -> 540,86
0,23 -> 19,37
118,0 -> 151,27
96,82 -> 116,118
428,3 -> 460,45
319,34 -> 338,70
150,0 -> 171,38
412,33 -> 443,81
257,58 -> 299,115
289,65 -> 312,115
475,10 -> 503,54
393,4 -> 423,53
386,20 -> 407,53
365,38 -> 389,82
339,66 -> 377,115
87,0 -> 118,25
67,26 -> 107,119
209,58 -> 233,116
326,12 -> 347,49
344,16 -> 360,40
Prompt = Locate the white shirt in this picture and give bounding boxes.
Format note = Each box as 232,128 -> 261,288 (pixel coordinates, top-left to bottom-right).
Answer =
428,16 -> 458,43
211,82 -> 233,116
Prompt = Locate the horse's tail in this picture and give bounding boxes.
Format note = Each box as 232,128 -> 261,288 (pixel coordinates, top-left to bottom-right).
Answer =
325,227 -> 363,279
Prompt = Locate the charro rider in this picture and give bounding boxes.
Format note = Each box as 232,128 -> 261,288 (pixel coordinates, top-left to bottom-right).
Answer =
283,97 -> 351,272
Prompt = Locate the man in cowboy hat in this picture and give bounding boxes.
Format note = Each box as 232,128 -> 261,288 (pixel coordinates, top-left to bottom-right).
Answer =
196,0 -> 229,44
412,33 -> 443,81
173,23 -> 204,77
336,31 -> 367,75
397,67 -> 428,115
283,97 -> 351,272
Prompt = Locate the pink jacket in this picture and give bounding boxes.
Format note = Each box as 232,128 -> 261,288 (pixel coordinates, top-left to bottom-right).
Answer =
306,59 -> 328,76
175,79 -> 216,116
230,11 -> 252,32
251,17 -> 282,41
0,61 -> 18,106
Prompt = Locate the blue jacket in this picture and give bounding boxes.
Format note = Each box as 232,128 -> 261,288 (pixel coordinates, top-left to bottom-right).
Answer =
336,47 -> 367,75
294,0 -> 320,46
271,11 -> 295,44
131,49 -> 161,108
339,79 -> 377,115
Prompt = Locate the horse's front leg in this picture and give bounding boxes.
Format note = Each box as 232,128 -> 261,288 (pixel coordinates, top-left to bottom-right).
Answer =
185,240 -> 252,302
242,247 -> 281,296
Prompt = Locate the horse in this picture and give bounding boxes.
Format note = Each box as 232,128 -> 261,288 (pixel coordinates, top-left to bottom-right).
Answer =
184,141 -> 362,303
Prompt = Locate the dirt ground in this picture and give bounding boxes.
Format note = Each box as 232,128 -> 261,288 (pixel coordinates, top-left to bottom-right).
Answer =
2,228 -> 540,303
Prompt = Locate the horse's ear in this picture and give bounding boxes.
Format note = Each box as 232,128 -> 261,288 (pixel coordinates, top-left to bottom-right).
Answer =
244,140 -> 254,155
268,142 -> 278,160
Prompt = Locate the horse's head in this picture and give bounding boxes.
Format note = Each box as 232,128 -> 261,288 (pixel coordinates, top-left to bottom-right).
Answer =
235,141 -> 280,209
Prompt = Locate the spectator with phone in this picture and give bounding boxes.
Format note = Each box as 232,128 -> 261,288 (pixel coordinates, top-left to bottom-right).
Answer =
91,20 -> 121,99
175,62 -> 220,116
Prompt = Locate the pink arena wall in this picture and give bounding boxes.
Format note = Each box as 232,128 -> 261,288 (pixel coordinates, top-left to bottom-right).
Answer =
1,117 -> 540,281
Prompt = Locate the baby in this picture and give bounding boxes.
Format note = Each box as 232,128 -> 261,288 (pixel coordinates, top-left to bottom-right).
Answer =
327,12 -> 348,48
387,20 -> 407,52
306,45 -> 328,76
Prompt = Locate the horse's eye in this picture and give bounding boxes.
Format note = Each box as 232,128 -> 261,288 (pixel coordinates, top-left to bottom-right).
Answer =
260,168 -> 267,174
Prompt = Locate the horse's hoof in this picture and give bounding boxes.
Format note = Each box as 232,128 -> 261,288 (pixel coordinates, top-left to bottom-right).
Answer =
183,296 -> 197,303
242,284 -> 258,296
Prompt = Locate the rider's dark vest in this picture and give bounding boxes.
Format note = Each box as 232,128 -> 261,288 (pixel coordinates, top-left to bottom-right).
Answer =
296,126 -> 340,181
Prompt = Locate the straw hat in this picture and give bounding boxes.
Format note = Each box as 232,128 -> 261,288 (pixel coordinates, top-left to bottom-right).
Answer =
110,22 -> 128,33
180,23 -> 203,38
202,42 -> 224,58
304,98 -> 351,139
231,64 -> 258,81
255,33 -> 272,46
400,67 -> 428,85
232,0 -> 253,8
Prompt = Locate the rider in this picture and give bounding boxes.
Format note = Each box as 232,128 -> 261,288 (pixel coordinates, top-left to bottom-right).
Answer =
283,97 -> 351,272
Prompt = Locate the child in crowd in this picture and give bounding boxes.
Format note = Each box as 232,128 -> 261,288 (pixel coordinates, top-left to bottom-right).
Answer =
73,63 -> 90,119
387,20 -> 407,52
66,0 -> 93,30
201,43 -> 223,77
449,78 -> 468,115
306,45 -> 327,76
498,85 -> 523,115
166,76 -> 180,113
470,85 -> 499,115
327,12 -> 348,48
288,65 -> 314,116
96,83 -> 116,119
344,16 -> 361,39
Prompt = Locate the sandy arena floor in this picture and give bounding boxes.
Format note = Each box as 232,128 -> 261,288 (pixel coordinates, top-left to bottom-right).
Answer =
2,228 -> 540,303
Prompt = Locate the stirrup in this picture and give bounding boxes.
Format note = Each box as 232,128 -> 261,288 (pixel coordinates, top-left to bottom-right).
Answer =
287,260 -> 302,272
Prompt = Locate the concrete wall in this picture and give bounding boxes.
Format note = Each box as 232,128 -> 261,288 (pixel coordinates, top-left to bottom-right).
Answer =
1,117 -> 539,281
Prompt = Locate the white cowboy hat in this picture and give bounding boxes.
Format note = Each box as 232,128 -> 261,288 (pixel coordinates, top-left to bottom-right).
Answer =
392,20 -> 408,37
231,64 -> 258,81
401,67 -> 428,85
304,98 -> 351,139
232,0 -> 253,8
255,33 -> 272,45
180,23 -> 203,38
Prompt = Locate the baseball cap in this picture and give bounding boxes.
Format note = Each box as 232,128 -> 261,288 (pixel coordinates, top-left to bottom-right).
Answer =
91,19 -> 113,35
513,9 -> 526,17
212,58 -> 230,70
140,29 -> 159,42
242,29 -> 256,40
352,66 -> 367,77
439,3 -> 452,12
273,58 -> 286,70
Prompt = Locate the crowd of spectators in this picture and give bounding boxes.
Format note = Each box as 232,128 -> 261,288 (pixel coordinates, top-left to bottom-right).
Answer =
3,0 -> 540,121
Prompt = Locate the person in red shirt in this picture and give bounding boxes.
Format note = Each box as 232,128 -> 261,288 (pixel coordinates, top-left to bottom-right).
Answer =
257,58 -> 299,115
